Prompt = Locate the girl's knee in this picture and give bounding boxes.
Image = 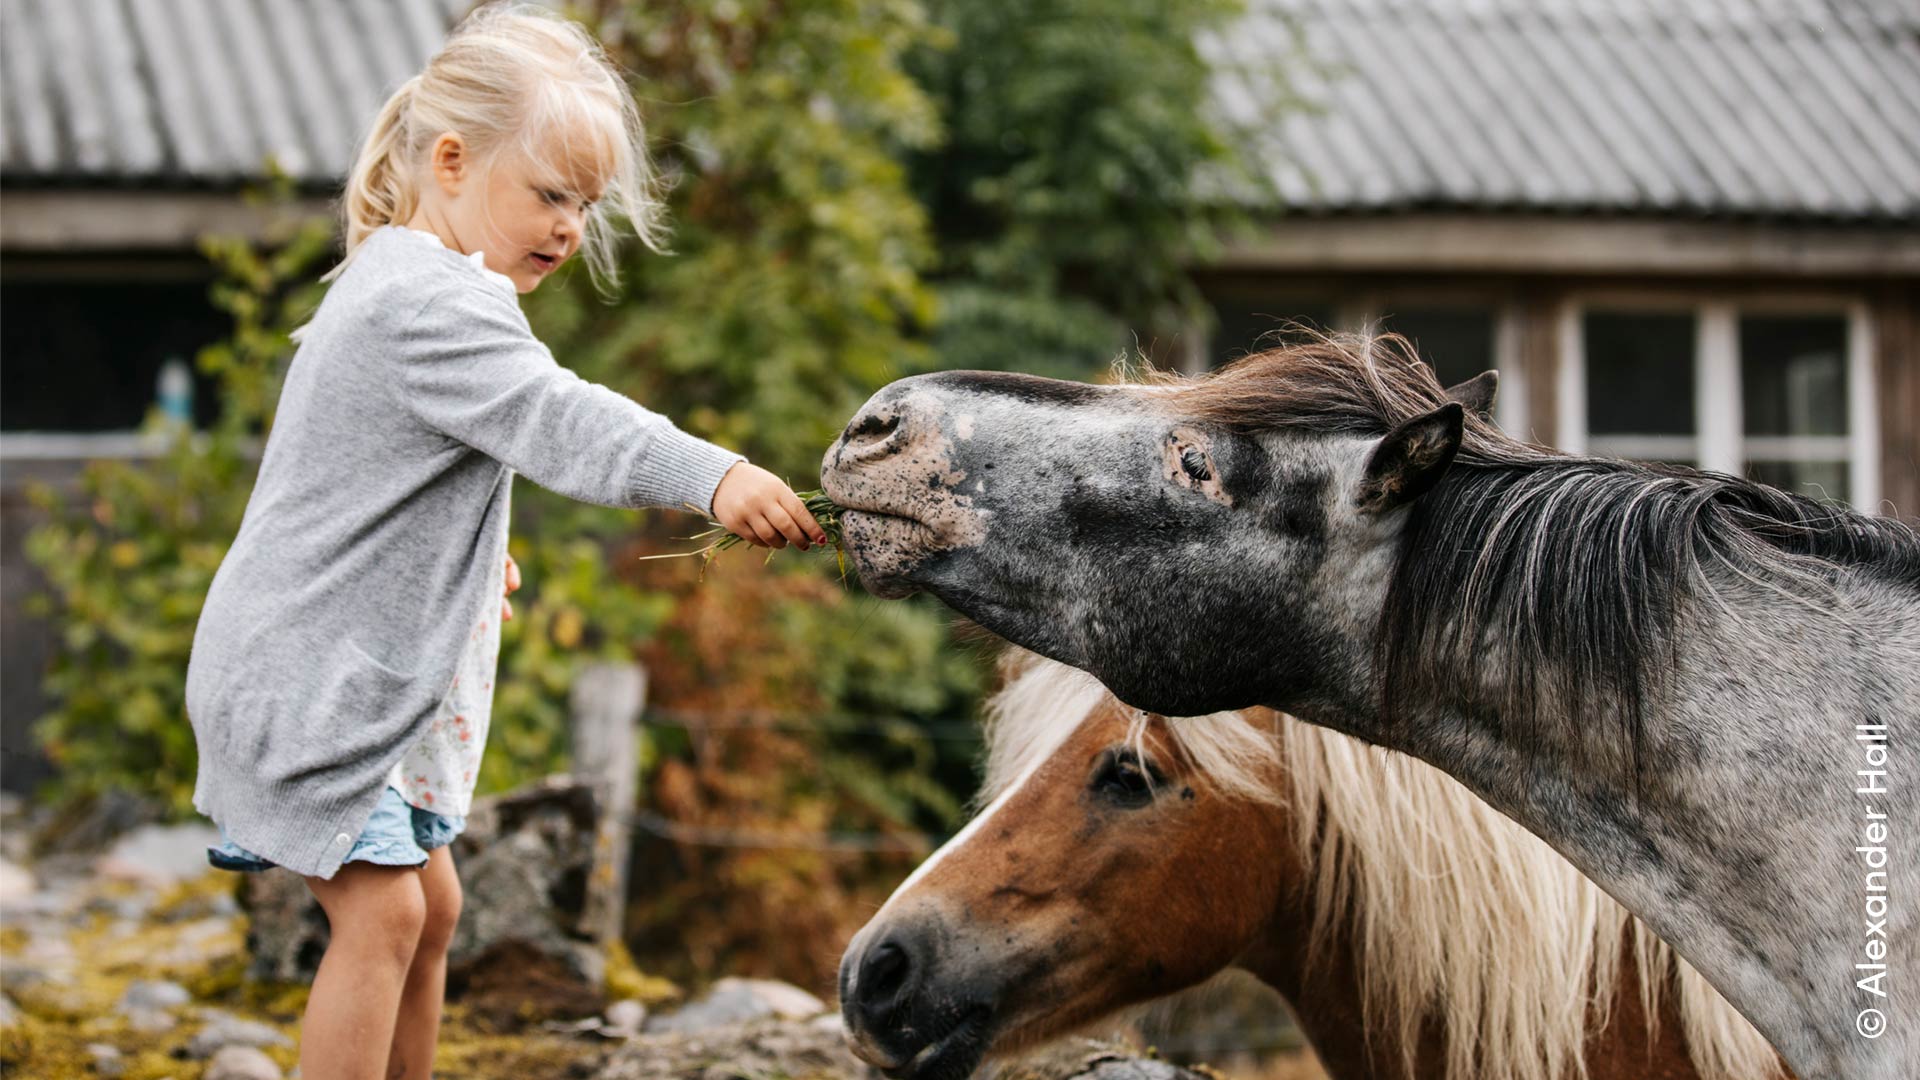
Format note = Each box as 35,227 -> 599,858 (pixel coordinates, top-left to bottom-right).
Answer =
416,883 -> 460,949
312,867 -> 429,971
416,865 -> 463,956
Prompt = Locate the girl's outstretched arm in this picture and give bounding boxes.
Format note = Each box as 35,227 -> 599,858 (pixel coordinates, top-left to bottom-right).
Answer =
395,281 -> 742,514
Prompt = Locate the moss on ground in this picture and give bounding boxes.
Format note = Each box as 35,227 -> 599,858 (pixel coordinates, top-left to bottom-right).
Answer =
1,868 -> 611,1080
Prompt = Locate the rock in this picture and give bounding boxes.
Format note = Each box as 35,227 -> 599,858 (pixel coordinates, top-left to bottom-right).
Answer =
87,1042 -> 126,1077
0,856 -> 35,904
244,776 -> 620,1029
596,1017 -> 880,1080
240,871 -> 332,984
160,888 -> 239,922
205,1046 -> 282,1080
644,977 -> 827,1034
152,916 -> 243,969
446,779 -> 604,978
31,789 -> 161,856
84,893 -> 152,922
182,1009 -> 293,1058
125,1007 -> 179,1034
0,993 -> 19,1028
965,1040 -> 1214,1080
96,823 -> 224,886
602,998 -> 648,1036
550,997 -> 650,1039
119,979 -> 191,1013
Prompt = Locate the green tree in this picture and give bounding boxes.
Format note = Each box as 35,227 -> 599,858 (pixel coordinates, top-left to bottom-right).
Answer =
906,0 -> 1257,378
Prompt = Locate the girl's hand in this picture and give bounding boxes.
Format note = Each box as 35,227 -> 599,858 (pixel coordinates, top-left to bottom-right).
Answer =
502,553 -> 521,621
711,462 -> 829,550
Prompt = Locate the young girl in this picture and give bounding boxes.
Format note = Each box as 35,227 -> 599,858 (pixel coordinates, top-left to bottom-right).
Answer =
184,6 -> 827,1078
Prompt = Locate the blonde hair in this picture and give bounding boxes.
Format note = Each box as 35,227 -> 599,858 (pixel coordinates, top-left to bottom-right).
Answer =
329,1 -> 666,289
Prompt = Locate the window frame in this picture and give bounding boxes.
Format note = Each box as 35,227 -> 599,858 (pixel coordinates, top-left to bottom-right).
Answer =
1557,290 -> 1881,511
1341,291 -> 1530,437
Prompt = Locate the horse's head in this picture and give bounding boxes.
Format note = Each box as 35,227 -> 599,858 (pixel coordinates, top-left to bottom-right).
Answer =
837,679 -> 1291,1080
820,345 -> 1500,718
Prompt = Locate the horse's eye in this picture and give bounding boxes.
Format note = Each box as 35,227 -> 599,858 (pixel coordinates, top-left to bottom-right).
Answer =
1180,447 -> 1212,483
1091,750 -> 1159,808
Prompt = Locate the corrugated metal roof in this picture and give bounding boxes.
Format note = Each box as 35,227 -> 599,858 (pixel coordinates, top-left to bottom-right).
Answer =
0,0 -> 465,187
1205,0 -> 1920,220
3,0 -> 1916,222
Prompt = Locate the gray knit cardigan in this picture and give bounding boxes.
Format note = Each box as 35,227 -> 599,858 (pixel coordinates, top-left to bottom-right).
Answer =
187,225 -> 743,878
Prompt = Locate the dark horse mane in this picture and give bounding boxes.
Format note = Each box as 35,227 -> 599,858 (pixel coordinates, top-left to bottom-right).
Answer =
1169,332 -> 1920,779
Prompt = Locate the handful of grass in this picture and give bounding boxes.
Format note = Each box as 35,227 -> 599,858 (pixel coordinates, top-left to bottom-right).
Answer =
640,489 -> 848,580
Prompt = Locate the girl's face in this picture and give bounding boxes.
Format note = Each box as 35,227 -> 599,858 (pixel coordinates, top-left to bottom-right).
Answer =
413,127 -> 610,294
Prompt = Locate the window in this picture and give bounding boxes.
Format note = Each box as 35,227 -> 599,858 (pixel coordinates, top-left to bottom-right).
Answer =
1563,300 -> 1878,509
1208,296 -> 1336,368
1582,311 -> 1697,464
1,277 -> 226,432
1741,315 -> 1851,503
1381,307 -> 1495,391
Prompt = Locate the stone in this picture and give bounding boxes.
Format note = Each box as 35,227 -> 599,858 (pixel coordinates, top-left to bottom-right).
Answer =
0,993 -> 19,1028
602,998 -> 648,1037
205,1046 -> 283,1080
643,977 -> 828,1034
152,916 -> 243,969
87,1042 -> 126,1077
125,1007 -> 178,1034
243,776 -> 621,1029
0,856 -> 35,904
96,823 -> 224,887
30,789 -> 159,856
595,1018 -> 881,1080
119,979 -> 191,1013
239,871 -> 332,984
182,1009 -> 293,1058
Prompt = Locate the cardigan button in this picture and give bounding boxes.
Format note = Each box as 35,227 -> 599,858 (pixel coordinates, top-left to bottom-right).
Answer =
332,832 -> 352,849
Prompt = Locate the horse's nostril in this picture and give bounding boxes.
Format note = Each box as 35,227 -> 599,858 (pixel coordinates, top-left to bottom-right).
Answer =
855,938 -> 915,1019
865,940 -> 909,995
847,411 -> 902,443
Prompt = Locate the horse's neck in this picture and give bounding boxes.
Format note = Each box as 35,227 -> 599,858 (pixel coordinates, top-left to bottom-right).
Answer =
1239,880 -> 1707,1080
1236,890 -> 1443,1080
1322,573 -> 1920,1078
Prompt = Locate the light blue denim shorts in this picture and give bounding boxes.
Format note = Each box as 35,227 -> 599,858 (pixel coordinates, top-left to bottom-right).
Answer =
206,784 -> 466,873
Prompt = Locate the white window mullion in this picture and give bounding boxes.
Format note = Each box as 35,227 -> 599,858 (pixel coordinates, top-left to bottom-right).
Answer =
1557,302 -> 1586,455
1697,302 -> 1741,475
1848,302 -> 1881,514
1493,302 -> 1528,437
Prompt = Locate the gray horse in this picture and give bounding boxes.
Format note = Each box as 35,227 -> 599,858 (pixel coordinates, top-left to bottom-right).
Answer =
820,335 -> 1919,1079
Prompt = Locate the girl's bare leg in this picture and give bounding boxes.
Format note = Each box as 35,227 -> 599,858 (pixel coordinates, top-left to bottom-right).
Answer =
301,864 -> 428,1080
387,846 -> 462,1080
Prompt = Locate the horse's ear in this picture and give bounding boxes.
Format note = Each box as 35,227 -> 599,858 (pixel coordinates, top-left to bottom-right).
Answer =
1444,370 -> 1498,418
1356,403 -> 1464,514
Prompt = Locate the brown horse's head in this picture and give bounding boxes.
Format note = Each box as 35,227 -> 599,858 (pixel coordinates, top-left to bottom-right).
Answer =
837,656 -> 1787,1080
837,664 -> 1292,1080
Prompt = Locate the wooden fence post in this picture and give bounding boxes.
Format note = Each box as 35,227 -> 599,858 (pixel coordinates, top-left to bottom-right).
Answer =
569,661 -> 647,948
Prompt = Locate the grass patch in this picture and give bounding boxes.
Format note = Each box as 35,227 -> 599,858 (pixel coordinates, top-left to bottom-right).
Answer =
644,490 -> 848,580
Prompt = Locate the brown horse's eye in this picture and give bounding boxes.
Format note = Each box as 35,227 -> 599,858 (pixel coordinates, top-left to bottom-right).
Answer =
1091,750 -> 1160,808
1179,447 -> 1212,483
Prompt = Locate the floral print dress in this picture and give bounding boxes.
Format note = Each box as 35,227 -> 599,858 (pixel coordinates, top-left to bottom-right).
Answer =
384,554 -> 504,818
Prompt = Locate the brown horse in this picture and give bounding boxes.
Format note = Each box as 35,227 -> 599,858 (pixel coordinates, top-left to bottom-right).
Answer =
839,654 -> 1784,1080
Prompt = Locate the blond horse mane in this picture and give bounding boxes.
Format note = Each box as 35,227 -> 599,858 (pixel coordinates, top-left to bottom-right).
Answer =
978,651 -> 1781,1080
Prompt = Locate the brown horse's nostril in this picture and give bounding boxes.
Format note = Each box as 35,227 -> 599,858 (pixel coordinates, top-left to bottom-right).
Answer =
851,937 -> 916,1027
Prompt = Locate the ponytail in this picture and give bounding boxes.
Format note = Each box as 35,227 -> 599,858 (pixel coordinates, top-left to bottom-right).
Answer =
328,75 -> 423,281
